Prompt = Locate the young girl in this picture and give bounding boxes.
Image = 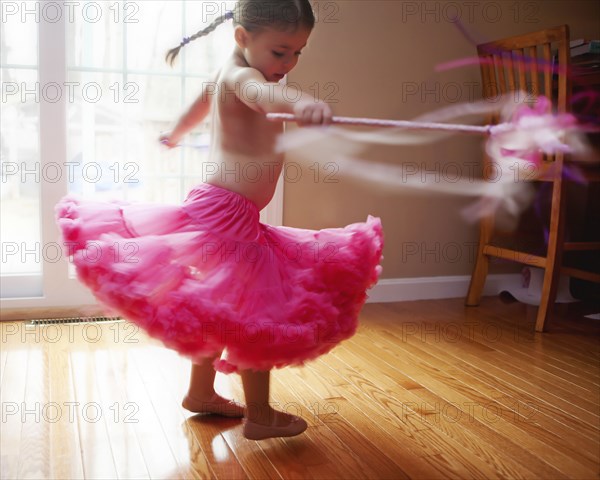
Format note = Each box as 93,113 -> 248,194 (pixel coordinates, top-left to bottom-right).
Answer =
56,0 -> 383,441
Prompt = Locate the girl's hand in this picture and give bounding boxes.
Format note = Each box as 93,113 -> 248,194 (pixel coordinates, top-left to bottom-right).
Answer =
159,133 -> 178,149
293,101 -> 333,126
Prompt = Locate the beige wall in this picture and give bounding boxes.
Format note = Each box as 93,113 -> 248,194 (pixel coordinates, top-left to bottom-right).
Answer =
284,0 -> 600,279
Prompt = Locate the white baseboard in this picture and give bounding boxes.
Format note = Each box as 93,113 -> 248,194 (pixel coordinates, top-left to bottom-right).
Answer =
367,274 -> 521,303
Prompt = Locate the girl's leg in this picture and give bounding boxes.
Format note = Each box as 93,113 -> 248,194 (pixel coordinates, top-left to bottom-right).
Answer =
182,355 -> 244,417
240,368 -> 307,440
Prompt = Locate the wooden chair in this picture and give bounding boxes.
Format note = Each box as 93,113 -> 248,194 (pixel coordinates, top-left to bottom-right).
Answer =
465,25 -> 600,332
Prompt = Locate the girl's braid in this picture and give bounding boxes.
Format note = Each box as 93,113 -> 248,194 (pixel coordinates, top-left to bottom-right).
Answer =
165,12 -> 233,66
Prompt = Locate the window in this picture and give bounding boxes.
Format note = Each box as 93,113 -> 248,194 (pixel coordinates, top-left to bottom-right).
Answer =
1,1 -> 281,310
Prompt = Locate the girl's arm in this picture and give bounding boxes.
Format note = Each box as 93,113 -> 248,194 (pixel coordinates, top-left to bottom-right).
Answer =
230,67 -> 332,125
160,81 -> 214,148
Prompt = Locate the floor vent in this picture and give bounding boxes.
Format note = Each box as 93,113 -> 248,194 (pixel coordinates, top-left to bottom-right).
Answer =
28,316 -> 123,326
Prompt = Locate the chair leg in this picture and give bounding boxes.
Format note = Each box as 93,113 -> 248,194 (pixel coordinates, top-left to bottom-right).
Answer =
535,178 -> 567,332
466,215 -> 494,306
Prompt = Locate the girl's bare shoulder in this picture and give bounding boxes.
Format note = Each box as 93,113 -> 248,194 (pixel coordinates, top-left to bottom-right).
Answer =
219,55 -> 266,87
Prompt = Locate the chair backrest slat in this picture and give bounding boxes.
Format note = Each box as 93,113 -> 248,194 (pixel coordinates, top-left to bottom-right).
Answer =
516,48 -> 527,92
527,46 -> 539,96
542,42 -> 553,99
491,54 -> 506,96
476,25 -> 570,167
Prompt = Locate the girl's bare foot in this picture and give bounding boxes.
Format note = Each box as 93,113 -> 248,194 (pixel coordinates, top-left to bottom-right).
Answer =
182,392 -> 245,418
243,408 -> 308,440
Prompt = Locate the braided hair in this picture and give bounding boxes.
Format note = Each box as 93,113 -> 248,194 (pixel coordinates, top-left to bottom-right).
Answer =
165,0 -> 315,66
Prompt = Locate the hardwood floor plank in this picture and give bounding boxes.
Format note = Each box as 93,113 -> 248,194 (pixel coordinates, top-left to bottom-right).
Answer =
17,344 -> 52,480
17,345 -> 47,479
0,325 -> 29,480
0,331 -> 8,388
47,325 -> 85,479
70,348 -> 120,479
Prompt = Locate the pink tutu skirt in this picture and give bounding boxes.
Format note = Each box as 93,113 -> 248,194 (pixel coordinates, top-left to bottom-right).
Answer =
55,183 -> 383,373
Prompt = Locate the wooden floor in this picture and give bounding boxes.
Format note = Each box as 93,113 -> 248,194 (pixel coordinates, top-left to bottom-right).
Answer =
1,297 -> 599,480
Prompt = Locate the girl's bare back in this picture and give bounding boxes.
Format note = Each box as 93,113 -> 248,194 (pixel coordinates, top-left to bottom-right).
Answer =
206,56 -> 286,211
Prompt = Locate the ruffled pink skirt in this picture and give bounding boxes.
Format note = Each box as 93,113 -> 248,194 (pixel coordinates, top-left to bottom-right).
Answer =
55,183 -> 383,373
